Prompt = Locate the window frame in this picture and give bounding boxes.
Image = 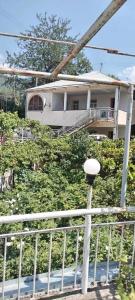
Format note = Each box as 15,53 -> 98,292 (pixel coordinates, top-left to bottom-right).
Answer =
90,99 -> 97,109
72,100 -> 79,110
28,95 -> 43,111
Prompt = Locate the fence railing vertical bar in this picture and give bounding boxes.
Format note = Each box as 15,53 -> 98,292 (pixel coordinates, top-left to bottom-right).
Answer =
2,237 -> 7,300
74,230 -> 79,288
119,225 -> 124,271
106,226 -> 112,284
33,235 -> 38,296
17,238 -> 23,300
61,231 -> 67,291
132,224 -> 135,267
93,227 -> 100,286
47,233 -> 53,294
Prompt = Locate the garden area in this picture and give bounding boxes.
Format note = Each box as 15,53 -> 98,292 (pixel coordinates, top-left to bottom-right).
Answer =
0,112 -> 135,298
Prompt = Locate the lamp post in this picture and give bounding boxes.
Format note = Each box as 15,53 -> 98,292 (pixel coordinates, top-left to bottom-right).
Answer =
82,158 -> 100,294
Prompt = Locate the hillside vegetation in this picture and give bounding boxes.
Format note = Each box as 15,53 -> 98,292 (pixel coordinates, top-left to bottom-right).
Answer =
0,112 -> 135,279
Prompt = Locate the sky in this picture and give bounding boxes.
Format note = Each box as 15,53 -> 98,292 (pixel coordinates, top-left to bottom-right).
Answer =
0,0 -> 135,81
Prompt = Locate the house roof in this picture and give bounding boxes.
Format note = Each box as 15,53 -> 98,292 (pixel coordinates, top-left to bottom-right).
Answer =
26,71 -> 128,93
78,71 -> 117,82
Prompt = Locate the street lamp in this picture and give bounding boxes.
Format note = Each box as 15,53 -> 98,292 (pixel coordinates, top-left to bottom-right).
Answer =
83,158 -> 100,185
82,158 -> 100,295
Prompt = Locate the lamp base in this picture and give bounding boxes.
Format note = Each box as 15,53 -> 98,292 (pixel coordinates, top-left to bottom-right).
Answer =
86,174 -> 96,185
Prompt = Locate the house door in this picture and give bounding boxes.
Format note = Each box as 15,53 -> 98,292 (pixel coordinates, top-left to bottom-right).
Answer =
110,98 -> 115,108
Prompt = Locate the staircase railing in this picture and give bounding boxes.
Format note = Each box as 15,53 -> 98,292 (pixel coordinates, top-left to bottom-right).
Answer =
55,108 -> 114,136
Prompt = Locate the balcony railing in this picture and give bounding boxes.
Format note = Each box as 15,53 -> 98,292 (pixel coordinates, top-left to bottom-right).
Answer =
51,107 -> 114,120
90,108 -> 114,120
0,209 -> 135,299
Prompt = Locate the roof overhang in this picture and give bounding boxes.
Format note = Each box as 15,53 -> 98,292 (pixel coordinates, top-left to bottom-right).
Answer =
0,66 -> 131,92
26,81 -> 129,94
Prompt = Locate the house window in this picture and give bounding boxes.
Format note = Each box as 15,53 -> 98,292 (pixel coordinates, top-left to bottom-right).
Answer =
28,95 -> 43,111
101,111 -> 107,118
90,100 -> 97,108
73,100 -> 79,110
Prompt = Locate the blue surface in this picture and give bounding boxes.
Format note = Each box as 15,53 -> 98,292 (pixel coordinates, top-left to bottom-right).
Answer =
0,261 -> 119,299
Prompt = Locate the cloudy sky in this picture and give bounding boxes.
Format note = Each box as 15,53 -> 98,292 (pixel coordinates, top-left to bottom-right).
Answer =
0,0 -> 135,81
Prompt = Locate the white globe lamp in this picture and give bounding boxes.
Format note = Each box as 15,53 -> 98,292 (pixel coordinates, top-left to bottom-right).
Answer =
83,158 -> 100,185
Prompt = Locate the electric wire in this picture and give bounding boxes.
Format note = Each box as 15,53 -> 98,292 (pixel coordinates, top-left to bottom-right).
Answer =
0,31 -> 135,58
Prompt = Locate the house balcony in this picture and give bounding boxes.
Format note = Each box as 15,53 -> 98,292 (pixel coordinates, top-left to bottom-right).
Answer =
26,107 -> 127,129
0,209 -> 134,299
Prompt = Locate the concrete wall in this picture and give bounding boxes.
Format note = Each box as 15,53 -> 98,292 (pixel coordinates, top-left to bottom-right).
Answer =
118,110 -> 127,125
119,91 -> 128,112
26,110 -> 90,126
92,92 -> 114,108
67,94 -> 87,110
52,93 -> 64,111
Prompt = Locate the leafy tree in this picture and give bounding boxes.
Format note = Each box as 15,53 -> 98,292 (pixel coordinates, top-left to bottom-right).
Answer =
5,13 -> 93,117
117,257 -> 135,299
108,74 -> 120,80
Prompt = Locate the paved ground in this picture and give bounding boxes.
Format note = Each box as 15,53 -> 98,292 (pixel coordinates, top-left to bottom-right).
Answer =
39,284 -> 119,300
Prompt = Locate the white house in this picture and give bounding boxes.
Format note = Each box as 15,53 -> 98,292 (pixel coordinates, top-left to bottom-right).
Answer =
26,71 -> 135,138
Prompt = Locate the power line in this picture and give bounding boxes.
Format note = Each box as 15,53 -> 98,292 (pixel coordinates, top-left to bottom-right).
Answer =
0,31 -> 135,59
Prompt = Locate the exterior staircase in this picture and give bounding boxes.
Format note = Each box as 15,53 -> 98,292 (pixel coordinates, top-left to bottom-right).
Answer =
56,120 -> 94,136
54,108 -> 114,136
55,111 -> 94,136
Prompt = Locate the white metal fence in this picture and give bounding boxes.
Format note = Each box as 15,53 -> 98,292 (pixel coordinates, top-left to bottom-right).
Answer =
0,210 -> 134,299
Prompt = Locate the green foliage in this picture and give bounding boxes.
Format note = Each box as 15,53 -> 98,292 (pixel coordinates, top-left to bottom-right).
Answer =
117,257 -> 135,300
0,111 -> 19,136
0,112 -> 135,280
